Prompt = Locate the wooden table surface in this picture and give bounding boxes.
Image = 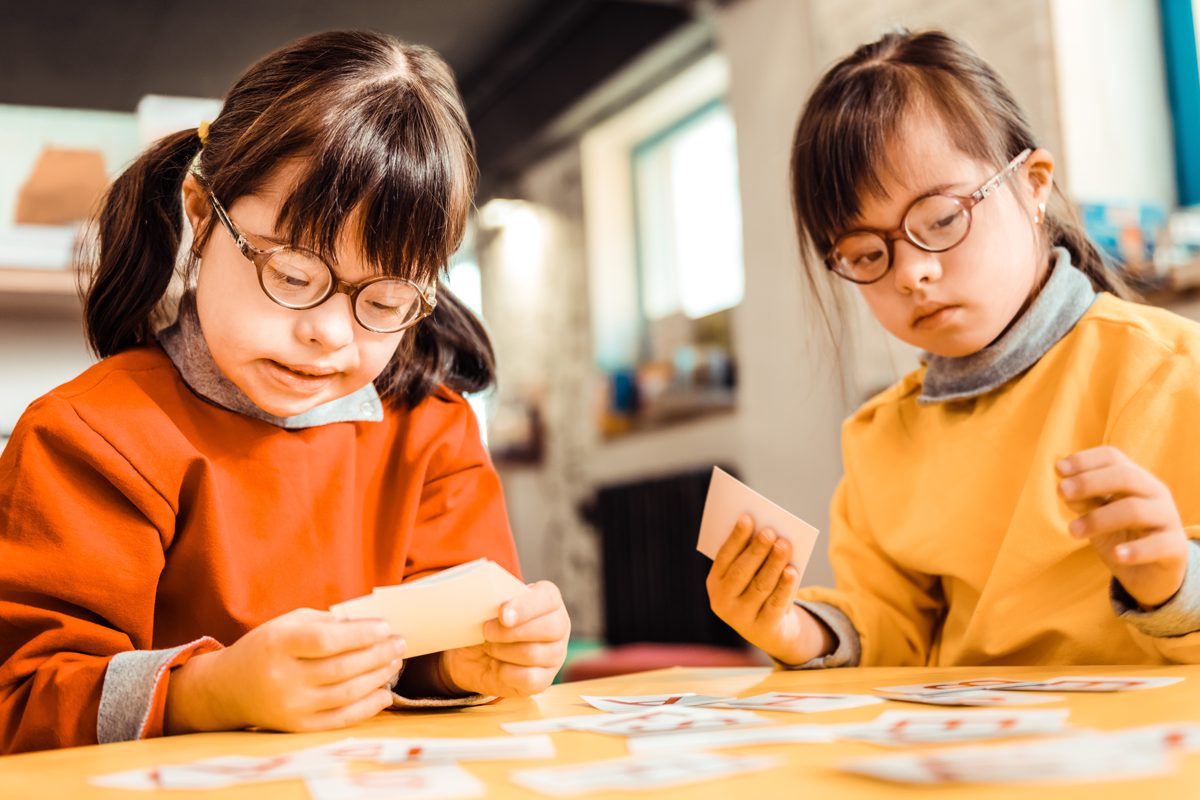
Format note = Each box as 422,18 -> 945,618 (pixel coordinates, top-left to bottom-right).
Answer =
1,664 -> 1197,798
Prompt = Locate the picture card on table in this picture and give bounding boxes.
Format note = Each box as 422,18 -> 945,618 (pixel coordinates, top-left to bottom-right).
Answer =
696,467 -> 820,573
329,558 -> 526,658
704,692 -> 884,713
510,751 -> 782,796
580,693 -> 731,713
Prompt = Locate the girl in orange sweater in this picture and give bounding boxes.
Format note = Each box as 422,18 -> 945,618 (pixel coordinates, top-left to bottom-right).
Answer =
0,30 -> 569,753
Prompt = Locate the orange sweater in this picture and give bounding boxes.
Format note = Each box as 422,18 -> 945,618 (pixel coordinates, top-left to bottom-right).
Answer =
0,346 -> 519,753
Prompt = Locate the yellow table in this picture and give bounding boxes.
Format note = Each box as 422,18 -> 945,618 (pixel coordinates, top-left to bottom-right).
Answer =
1,664 -> 1197,798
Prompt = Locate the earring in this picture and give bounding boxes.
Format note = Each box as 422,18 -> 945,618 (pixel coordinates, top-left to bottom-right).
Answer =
1034,202 -> 1047,224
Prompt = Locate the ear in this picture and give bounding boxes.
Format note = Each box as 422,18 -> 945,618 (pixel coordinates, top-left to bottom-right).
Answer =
181,173 -> 211,251
1022,147 -> 1054,218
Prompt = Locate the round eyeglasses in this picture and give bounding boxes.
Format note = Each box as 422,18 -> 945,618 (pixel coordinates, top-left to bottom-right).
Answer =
826,148 -> 1033,284
205,191 -> 437,333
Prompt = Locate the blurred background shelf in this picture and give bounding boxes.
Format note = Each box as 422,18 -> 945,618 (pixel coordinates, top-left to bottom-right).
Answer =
0,267 -> 81,316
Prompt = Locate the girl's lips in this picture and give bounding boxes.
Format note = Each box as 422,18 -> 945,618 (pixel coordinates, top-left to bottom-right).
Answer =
260,360 -> 339,394
913,305 -> 959,330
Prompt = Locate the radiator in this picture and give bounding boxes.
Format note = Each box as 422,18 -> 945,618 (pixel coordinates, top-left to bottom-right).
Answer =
589,466 -> 746,648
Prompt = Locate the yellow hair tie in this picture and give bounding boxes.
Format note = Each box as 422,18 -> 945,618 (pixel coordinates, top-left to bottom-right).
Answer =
197,120 -> 211,147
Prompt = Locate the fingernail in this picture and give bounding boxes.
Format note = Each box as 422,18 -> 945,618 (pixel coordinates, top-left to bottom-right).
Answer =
373,622 -> 391,637
1056,459 -> 1070,474
1059,479 -> 1074,497
738,514 -> 752,528
502,608 -> 517,626
1116,545 -> 1130,561
760,528 -> 776,543
391,637 -> 406,656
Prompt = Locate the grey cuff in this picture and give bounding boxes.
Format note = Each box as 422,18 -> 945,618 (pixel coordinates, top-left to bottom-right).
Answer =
1111,540 -> 1200,637
97,638 -> 218,744
775,601 -> 862,669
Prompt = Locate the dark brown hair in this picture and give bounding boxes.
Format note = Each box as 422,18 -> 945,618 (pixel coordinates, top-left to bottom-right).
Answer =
84,30 -> 493,407
789,29 -> 1129,326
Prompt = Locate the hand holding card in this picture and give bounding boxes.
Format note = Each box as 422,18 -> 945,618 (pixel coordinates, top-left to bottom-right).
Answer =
700,468 -> 830,666
696,467 -> 820,571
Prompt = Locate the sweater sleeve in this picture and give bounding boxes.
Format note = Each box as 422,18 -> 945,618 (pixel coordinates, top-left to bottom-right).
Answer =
794,464 -> 945,667
1104,352 -> 1200,662
0,396 -> 219,753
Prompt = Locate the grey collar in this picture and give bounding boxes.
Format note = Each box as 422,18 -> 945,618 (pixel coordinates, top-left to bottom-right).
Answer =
919,248 -> 1098,404
158,292 -> 383,429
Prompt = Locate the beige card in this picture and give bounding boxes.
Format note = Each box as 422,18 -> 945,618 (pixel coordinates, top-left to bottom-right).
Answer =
696,467 -> 819,575
330,559 -> 527,657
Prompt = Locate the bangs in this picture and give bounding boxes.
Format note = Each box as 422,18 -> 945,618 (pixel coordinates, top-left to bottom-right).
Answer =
273,80 -> 475,285
203,41 -> 476,287
792,60 -> 1018,257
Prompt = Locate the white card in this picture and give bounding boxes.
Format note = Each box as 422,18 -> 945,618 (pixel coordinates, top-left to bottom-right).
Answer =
376,735 -> 555,763
580,694 -> 731,713
1113,723 -> 1200,753
581,706 -> 764,737
330,558 -> 526,658
510,751 -> 782,796
838,709 -> 1072,746
877,690 -> 1065,707
502,707 -> 764,737
696,467 -> 819,573
93,754 -> 340,790
305,765 -> 484,800
704,692 -> 884,713
876,678 -> 1042,697
1000,676 -> 1185,693
841,733 -> 1173,785
627,723 -> 835,753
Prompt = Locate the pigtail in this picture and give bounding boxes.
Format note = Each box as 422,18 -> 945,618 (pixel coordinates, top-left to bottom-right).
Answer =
1043,184 -> 1135,299
83,128 -> 202,358
378,284 -> 496,407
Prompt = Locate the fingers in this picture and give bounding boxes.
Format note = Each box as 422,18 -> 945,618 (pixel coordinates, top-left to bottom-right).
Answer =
1059,463 -> 1160,503
484,606 -> 570,644
285,618 -> 393,659
715,528 -> 782,598
311,660 -> 403,713
758,565 -> 801,621
1070,496 -> 1170,539
739,542 -> 787,604
297,687 -> 395,733
1056,446 -> 1128,477
480,638 -> 569,669
497,581 -> 565,629
1106,530 -> 1186,566
305,635 -> 406,685
478,663 -> 560,698
711,515 -> 756,580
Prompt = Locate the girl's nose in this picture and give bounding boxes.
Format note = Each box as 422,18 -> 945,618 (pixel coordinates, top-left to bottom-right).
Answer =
296,293 -> 357,350
890,241 -> 943,293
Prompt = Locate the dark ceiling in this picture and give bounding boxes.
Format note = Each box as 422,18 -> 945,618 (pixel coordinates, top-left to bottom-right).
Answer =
0,0 -> 697,195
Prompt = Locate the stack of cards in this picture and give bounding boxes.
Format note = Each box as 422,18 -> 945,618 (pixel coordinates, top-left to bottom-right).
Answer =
696,467 -> 820,574
329,558 -> 527,657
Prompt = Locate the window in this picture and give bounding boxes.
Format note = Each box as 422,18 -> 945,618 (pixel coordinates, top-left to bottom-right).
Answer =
632,100 -> 744,322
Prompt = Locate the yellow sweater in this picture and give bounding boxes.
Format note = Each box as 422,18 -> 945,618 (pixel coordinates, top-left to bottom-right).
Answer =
798,293 -> 1200,666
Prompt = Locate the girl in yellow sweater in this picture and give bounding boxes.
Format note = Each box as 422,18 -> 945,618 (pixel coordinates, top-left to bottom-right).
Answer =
707,29 -> 1200,667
